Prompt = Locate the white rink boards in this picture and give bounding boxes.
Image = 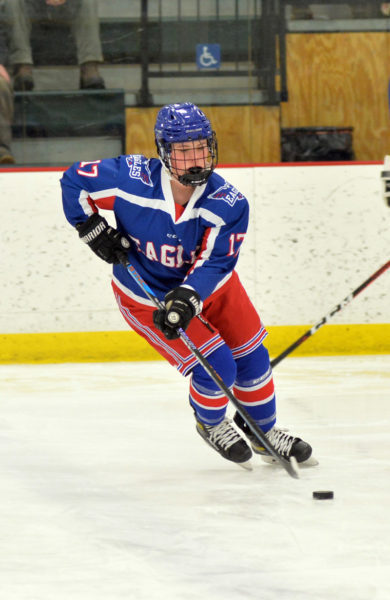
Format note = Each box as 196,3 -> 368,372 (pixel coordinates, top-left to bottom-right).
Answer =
1,163 -> 389,334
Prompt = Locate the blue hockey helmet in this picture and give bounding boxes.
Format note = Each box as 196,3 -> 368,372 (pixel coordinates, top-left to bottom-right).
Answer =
154,102 -> 218,186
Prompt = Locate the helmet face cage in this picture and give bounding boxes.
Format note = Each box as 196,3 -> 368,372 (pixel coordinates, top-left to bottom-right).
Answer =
155,103 -> 218,186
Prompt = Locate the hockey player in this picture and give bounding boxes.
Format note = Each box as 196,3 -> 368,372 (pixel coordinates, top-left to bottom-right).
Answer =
61,102 -> 312,468
381,155 -> 390,208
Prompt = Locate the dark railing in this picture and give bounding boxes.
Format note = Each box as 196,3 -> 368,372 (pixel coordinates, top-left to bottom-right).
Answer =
24,0 -> 388,109
137,0 -> 286,106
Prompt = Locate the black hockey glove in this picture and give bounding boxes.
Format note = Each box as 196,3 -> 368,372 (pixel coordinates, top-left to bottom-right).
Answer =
153,287 -> 202,340
76,213 -> 130,264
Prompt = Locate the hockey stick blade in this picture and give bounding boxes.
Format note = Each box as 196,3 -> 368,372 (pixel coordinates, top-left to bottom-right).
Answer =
118,254 -> 299,479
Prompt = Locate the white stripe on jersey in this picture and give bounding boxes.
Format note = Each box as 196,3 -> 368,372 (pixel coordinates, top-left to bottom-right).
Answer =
183,207 -> 225,227
88,176 -> 226,228
159,167 -> 226,227
112,275 -> 155,306
211,271 -> 232,293
78,189 -> 95,216
90,186 -> 171,215
114,189 -> 227,228
89,187 -> 118,200
117,190 -> 170,213
185,226 -> 221,276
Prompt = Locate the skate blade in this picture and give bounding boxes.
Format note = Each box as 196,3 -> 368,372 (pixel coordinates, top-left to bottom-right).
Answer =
237,459 -> 254,471
261,455 -> 319,468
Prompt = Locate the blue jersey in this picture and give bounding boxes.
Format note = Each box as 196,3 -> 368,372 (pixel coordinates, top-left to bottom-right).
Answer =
61,155 -> 249,303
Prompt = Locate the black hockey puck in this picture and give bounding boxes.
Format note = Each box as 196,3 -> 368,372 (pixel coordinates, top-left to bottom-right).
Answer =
313,490 -> 334,500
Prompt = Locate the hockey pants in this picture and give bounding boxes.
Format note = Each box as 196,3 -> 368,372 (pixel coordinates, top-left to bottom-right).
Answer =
113,271 -> 276,433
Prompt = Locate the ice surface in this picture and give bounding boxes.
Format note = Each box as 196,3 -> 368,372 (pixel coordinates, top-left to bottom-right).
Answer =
0,356 -> 389,600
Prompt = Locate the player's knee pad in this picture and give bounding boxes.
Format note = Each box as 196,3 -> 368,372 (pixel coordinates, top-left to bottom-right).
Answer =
190,343 -> 236,425
191,342 -> 237,392
235,343 -> 271,385
233,343 -> 276,432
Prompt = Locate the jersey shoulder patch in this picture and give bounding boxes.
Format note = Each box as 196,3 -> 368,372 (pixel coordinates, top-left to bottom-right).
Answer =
207,182 -> 245,207
126,155 -> 153,187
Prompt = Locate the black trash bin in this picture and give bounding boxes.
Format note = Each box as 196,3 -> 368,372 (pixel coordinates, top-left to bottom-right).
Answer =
281,127 -> 354,162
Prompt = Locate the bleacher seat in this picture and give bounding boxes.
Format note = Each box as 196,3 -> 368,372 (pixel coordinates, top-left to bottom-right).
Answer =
10,1 -> 265,164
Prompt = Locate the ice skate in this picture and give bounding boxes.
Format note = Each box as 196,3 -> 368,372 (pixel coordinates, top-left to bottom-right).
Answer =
195,416 -> 253,470
234,412 -> 316,465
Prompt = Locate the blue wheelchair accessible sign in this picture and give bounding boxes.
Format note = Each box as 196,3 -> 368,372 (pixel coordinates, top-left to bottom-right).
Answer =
196,44 -> 221,70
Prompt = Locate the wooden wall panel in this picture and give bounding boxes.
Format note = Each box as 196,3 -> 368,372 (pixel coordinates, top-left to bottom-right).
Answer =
125,107 -> 160,158
281,33 -> 390,160
125,35 -> 390,163
126,105 -> 280,164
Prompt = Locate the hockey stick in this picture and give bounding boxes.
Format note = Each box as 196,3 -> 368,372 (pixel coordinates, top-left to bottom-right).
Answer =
119,255 -> 299,479
270,259 -> 390,368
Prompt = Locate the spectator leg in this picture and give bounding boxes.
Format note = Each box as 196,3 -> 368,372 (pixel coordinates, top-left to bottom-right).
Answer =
70,0 -> 105,89
0,77 -> 14,163
3,0 -> 33,67
71,0 -> 104,64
